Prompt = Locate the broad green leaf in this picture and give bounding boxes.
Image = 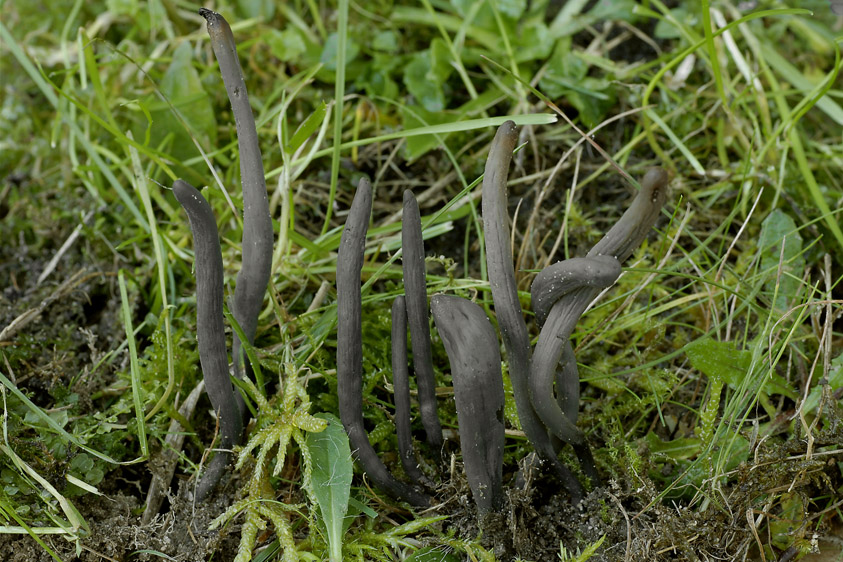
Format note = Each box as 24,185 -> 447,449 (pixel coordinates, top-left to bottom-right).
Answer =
372,30 -> 398,52
267,28 -> 307,62
403,52 -> 447,112
306,413 -> 353,562
320,32 -> 360,71
513,21 -> 554,62
539,41 -> 616,126
144,42 -> 216,164
686,338 -> 797,400
758,209 -> 805,312
644,432 -> 701,461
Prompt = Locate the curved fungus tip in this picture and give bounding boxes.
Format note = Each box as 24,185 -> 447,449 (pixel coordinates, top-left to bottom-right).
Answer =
641,167 -> 669,206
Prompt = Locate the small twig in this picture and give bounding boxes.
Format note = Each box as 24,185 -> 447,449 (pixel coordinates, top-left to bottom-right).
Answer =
607,491 -> 632,562
142,380 -> 205,524
37,208 -> 97,286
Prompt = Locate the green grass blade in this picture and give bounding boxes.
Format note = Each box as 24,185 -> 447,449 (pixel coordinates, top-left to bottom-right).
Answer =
644,109 -> 705,175
322,0 -> 349,235
126,134 -> 174,422
118,270 -> 149,458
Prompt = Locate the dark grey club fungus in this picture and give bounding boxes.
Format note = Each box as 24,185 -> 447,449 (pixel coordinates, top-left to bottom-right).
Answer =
401,190 -> 443,453
200,8 -> 273,391
336,178 -> 431,507
391,296 -> 427,486
172,180 -> 244,502
431,294 -> 505,515
481,120 -> 584,501
528,166 -> 668,485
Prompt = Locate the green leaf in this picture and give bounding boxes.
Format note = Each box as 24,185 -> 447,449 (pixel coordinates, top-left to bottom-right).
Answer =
143,42 -> 216,165
406,546 -> 461,562
513,22 -> 554,62
758,209 -> 805,312
306,413 -> 353,562
237,0 -> 274,20
404,52 -> 446,112
372,30 -> 398,52
685,338 -> 797,400
285,101 -> 327,155
267,28 -> 307,62
320,32 -> 360,71
400,88 -> 502,160
538,41 -> 616,126
400,104 -> 459,159
643,432 -> 701,461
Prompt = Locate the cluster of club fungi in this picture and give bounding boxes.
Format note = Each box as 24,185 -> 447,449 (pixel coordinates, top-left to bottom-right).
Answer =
337,124 -> 668,512
175,9 -> 669,515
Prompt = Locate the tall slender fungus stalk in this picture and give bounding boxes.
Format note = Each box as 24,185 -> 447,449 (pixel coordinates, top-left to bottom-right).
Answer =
482,120 -> 584,501
402,190 -> 443,453
173,180 -> 244,502
200,8 -> 273,390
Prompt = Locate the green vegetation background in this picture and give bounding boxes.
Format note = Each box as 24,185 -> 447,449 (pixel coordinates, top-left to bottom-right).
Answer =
0,0 -> 841,560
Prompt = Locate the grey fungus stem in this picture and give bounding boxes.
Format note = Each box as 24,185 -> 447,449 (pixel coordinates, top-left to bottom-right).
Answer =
337,178 -> 431,507
391,296 -> 428,487
482,120 -> 584,502
531,256 -> 622,328
529,167 -> 669,486
172,179 -> 244,501
431,294 -> 505,516
587,167 -> 668,262
200,8 -> 273,385
401,190 -> 443,453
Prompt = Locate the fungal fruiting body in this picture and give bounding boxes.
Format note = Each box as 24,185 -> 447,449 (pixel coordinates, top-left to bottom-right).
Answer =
481,120 -> 584,501
172,179 -> 244,501
431,294 -> 505,515
336,177 -> 430,507
528,166 -> 669,486
401,190 -> 443,453
200,8 -> 273,391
